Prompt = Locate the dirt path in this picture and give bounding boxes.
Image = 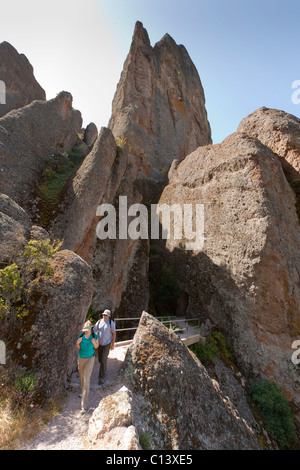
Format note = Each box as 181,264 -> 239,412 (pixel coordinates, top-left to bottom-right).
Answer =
22,345 -> 129,450
21,319 -> 200,450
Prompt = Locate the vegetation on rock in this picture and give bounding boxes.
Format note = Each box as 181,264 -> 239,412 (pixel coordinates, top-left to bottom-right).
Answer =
189,330 -> 234,365
37,142 -> 85,227
249,380 -> 296,449
0,239 -> 62,322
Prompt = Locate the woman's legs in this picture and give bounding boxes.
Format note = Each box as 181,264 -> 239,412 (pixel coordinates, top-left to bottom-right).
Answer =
78,355 -> 95,411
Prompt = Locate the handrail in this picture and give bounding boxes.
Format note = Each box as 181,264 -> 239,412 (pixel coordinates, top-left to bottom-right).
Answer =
113,316 -> 201,338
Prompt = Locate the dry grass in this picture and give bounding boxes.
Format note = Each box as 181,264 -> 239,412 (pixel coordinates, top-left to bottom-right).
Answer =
0,363 -> 64,450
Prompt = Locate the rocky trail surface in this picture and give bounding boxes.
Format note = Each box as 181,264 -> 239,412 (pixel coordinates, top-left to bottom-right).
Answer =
22,345 -> 129,450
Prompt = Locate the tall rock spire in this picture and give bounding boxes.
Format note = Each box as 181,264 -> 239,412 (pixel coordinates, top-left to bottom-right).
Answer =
109,21 -> 211,181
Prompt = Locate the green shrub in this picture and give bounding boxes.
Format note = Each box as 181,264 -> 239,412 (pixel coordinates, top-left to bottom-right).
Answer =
0,239 -> 61,321
250,380 -> 296,449
38,148 -> 83,227
14,371 -> 37,395
139,431 -> 152,450
189,339 -> 219,364
0,264 -> 26,319
189,330 -> 234,365
0,297 -> 9,318
85,303 -> 99,324
22,239 -> 62,277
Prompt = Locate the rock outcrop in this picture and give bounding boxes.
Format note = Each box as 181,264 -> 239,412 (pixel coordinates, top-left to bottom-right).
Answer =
0,91 -> 82,212
0,41 -> 46,117
51,127 -> 118,263
0,194 -> 93,401
0,194 -> 31,265
84,21 -> 212,315
88,386 -> 142,450
83,122 -> 98,147
109,21 -> 211,181
26,249 -> 93,399
158,131 -> 300,408
106,312 -> 261,450
238,106 -> 300,182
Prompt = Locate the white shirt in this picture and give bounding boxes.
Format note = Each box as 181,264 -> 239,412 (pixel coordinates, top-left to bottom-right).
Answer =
94,318 -> 115,346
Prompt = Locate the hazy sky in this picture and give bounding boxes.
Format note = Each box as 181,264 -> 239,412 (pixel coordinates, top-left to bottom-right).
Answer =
0,0 -> 299,143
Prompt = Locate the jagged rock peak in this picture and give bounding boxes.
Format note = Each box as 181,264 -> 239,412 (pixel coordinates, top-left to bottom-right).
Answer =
109,21 -> 211,180
131,21 -> 151,47
155,32 -> 177,48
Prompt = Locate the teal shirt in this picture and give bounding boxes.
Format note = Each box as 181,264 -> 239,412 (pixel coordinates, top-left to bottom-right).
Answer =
78,332 -> 98,359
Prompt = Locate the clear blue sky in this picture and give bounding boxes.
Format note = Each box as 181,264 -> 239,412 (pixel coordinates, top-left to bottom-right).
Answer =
1,0 -> 299,143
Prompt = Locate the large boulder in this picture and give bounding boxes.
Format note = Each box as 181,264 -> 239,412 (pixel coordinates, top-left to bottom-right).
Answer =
88,386 -> 141,450
238,107 -> 300,182
0,91 -> 82,212
0,194 -> 93,401
119,312 -> 261,450
13,249 -> 93,400
158,132 -> 300,408
0,41 -> 46,117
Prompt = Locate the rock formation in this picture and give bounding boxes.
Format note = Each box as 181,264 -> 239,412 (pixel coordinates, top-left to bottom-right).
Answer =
83,122 -> 98,147
1,25 -> 300,446
0,194 -> 93,400
0,193 -> 31,265
108,21 -> 211,181
158,131 -> 300,409
0,91 -> 82,212
238,106 -> 300,182
88,386 -> 142,450
89,312 -> 262,450
82,21 -> 212,316
50,127 -> 118,262
0,41 -> 46,117
26,249 -> 93,399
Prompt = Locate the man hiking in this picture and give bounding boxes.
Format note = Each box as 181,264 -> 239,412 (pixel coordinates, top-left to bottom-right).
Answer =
93,309 -> 116,385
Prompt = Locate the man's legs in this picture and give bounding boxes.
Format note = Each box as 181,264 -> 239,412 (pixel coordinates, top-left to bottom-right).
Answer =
98,343 -> 111,383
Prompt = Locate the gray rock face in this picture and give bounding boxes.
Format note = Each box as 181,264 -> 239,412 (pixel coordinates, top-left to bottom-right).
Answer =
85,21 -> 212,316
28,249 -> 93,400
0,194 -> 93,401
0,41 -> 46,117
0,194 -> 31,265
159,132 -> 300,407
50,127 -> 118,263
120,312 -> 261,450
88,386 -> 142,450
238,106 -> 300,182
109,21 -> 212,181
0,91 -> 82,211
